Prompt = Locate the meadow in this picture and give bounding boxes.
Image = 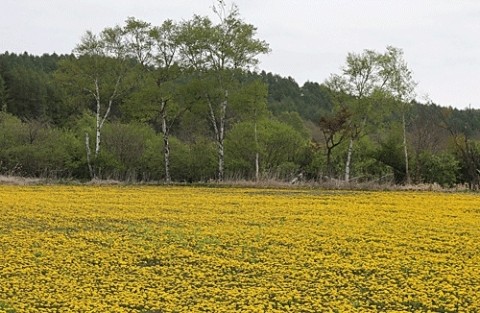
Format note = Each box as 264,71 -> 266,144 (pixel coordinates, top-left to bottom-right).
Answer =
0,186 -> 479,312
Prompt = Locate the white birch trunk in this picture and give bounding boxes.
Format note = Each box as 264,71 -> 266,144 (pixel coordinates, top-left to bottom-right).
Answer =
94,78 -> 102,158
95,118 -> 101,157
160,100 -> 171,184
206,93 -> 226,181
345,137 -> 354,182
217,92 -> 227,182
344,118 -> 366,183
89,76 -> 119,179
254,120 -> 259,181
402,112 -> 410,184
85,132 -> 94,179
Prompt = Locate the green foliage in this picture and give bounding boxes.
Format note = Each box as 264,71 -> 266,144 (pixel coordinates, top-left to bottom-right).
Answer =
299,81 -> 333,121
300,145 -> 325,180
0,112 -> 23,147
0,74 -> 9,112
101,122 -> 156,180
142,135 -> 217,182
417,152 -> 459,187
0,113 -> 83,177
260,119 -> 306,170
248,74 -> 332,140
188,138 -> 217,182
0,52 -> 65,122
276,111 -> 309,139
225,119 -> 306,179
142,135 -> 190,181
455,140 -> 480,189
230,79 -> 269,121
224,121 -> 257,178
274,161 -> 300,180
374,126 -> 406,184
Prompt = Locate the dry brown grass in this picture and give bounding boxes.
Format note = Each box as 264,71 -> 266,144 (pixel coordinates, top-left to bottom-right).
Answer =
0,175 -> 44,185
212,178 -> 470,192
85,178 -> 123,186
0,175 -> 471,192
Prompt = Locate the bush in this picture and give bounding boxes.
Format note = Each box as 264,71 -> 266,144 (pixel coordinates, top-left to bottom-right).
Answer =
188,139 -> 217,182
417,151 -> 459,187
0,113 -> 84,178
102,122 -> 156,181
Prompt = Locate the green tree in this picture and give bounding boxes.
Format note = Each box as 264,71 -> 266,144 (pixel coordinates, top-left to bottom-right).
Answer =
0,112 -> 83,178
0,74 -> 8,113
318,107 -> 351,179
299,81 -> 333,121
326,46 -> 416,183
409,102 -> 449,182
0,52 -> 66,121
230,79 -> 269,180
260,119 -> 306,179
374,125 -> 406,184
277,111 -> 310,139
102,122 -> 156,181
56,27 -> 135,179
177,0 -> 269,181
225,118 -> 305,180
188,138 -> 217,182
120,17 -> 184,183
437,106 -> 480,189
417,151 -> 459,187
0,112 -> 25,174
378,46 -> 417,184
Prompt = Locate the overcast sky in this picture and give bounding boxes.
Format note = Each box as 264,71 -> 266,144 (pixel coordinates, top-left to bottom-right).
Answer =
1,0 -> 479,109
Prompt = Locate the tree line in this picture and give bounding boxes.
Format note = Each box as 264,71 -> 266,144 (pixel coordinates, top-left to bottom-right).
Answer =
1,2 -> 479,188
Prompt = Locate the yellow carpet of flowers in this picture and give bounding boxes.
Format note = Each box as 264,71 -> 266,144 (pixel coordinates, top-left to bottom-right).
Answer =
1,186 -> 480,312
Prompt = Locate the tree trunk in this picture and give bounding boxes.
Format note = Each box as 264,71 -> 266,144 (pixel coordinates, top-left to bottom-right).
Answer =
344,118 -> 366,183
217,139 -> 225,181
345,137 -> 354,182
85,132 -> 95,179
206,93 -> 226,182
326,148 -> 332,179
163,133 -> 171,183
254,120 -> 259,181
90,77 -> 116,180
217,93 -> 227,181
95,117 -> 101,158
402,112 -> 411,184
161,104 -> 171,184
94,78 -> 102,158
92,99 -> 102,179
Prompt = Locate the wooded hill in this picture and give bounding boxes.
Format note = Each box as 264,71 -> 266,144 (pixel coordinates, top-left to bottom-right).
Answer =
1,3 -> 479,188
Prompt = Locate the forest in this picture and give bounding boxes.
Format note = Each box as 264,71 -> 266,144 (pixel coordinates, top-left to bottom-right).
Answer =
1,3 -> 480,188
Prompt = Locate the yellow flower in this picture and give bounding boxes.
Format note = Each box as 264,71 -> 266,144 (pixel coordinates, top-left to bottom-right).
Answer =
0,186 -> 479,311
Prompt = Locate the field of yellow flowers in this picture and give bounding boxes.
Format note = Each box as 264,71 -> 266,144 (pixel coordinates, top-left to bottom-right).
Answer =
1,186 -> 479,312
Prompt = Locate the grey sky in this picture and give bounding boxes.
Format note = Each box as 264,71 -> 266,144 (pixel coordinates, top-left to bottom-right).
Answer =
1,0 -> 479,109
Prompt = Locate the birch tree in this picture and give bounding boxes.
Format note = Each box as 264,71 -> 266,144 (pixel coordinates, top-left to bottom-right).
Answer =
231,79 -> 268,181
57,27 -> 131,179
75,27 -> 127,179
58,17 -> 186,181
378,46 -> 417,184
326,46 -> 416,183
123,18 -> 182,183
177,0 -> 269,181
